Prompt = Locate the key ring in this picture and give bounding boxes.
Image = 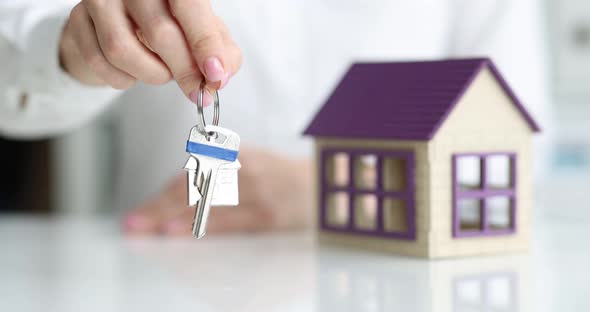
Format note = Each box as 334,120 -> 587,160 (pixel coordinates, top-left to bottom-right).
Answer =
196,82 -> 220,138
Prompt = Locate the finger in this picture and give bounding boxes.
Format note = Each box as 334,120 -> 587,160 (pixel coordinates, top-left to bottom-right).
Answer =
122,205 -> 160,235
124,0 -> 204,102
83,0 -> 172,85
124,173 -> 189,235
216,18 -> 242,89
122,184 -> 178,235
125,193 -> 189,235
68,3 -> 135,89
59,21 -> 105,86
161,208 -> 194,236
217,43 -> 241,89
207,205 -> 278,233
163,203 -> 276,236
169,0 -> 228,84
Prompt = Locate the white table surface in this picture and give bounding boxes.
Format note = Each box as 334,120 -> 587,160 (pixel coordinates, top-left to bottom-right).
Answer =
0,216 -> 588,312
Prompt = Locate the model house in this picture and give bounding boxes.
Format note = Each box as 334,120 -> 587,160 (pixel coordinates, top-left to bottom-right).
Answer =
304,58 -> 540,258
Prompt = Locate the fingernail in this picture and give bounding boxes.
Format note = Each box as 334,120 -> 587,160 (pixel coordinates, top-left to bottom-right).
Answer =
203,56 -> 226,82
219,71 -> 231,89
188,88 -> 213,107
123,214 -> 149,232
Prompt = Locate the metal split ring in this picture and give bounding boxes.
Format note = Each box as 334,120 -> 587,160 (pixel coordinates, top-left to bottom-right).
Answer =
196,82 -> 220,138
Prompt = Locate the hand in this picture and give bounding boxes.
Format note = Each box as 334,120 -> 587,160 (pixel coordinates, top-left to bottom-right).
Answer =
59,0 -> 242,103
123,148 -> 314,236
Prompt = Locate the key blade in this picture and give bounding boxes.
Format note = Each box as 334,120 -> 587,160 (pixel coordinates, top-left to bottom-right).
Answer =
192,163 -> 219,239
184,156 -> 202,206
186,170 -> 202,206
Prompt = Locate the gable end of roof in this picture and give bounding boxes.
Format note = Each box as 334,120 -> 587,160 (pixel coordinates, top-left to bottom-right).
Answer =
303,58 -> 541,140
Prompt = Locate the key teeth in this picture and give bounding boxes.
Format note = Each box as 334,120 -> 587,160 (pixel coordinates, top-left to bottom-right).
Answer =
183,156 -> 198,170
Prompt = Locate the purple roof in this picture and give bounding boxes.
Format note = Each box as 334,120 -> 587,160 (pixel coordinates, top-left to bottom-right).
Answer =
303,58 -> 540,140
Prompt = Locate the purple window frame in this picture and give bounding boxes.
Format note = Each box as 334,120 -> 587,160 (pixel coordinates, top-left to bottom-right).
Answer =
452,152 -> 517,238
320,148 -> 416,240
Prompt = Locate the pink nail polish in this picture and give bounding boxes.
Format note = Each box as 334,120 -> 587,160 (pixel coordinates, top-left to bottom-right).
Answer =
188,89 -> 213,107
203,57 -> 226,82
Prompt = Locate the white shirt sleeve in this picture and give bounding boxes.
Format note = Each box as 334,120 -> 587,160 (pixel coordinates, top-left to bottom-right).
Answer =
0,1 -> 122,140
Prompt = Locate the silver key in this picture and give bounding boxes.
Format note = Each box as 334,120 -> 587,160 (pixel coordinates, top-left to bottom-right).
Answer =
183,156 -> 202,206
211,160 -> 241,206
187,125 -> 240,238
185,157 -> 240,207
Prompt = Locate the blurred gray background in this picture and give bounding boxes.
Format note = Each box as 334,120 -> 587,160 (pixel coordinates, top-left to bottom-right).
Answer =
541,0 -> 590,220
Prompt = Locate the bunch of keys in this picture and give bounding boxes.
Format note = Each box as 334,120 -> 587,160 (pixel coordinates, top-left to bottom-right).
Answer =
183,85 -> 241,239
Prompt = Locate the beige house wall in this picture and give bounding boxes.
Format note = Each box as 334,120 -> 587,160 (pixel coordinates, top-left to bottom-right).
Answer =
314,138 -> 430,257
427,67 -> 535,258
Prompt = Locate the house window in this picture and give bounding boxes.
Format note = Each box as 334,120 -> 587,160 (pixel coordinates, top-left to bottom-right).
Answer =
453,153 -> 516,237
321,149 -> 415,239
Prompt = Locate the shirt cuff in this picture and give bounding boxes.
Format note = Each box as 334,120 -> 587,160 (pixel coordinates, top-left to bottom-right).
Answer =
0,12 -> 121,140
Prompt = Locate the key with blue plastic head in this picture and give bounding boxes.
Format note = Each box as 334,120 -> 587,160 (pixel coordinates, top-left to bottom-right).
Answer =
186,124 -> 240,239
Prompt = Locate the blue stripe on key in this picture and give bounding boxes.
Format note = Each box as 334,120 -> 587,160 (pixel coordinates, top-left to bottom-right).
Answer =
186,141 -> 239,162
